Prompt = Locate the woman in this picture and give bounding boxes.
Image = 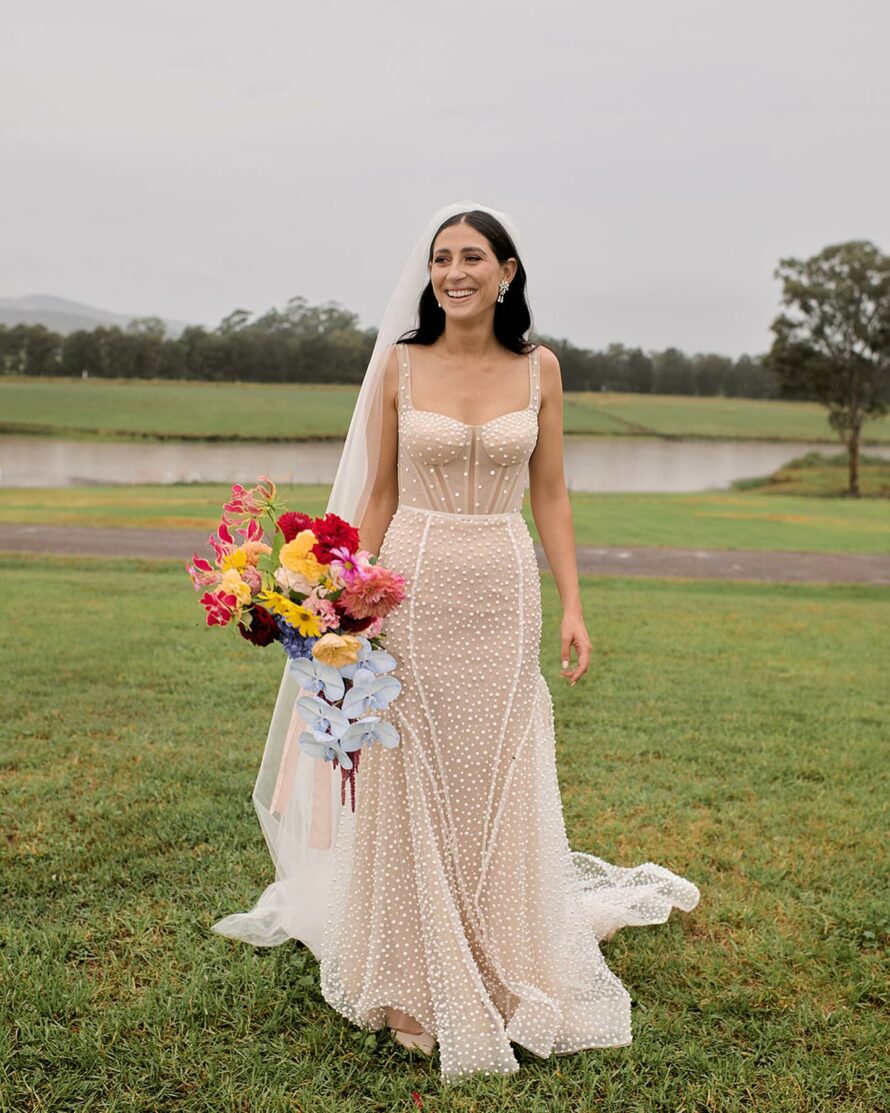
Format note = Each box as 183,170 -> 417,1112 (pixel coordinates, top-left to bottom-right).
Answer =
213,201 -> 700,1083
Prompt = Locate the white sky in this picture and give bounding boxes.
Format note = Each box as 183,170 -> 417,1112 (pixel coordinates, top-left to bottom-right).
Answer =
3,0 -> 889,356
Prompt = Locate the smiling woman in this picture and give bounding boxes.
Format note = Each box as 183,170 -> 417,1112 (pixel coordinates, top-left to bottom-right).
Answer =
211,201 -> 700,1083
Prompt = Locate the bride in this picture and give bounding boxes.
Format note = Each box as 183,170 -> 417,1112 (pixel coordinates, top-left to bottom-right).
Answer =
212,200 -> 700,1082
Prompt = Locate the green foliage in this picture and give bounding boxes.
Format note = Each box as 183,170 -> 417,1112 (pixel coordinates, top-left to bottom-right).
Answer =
1,557 -> 887,1110
0,298 -> 779,397
766,240 -> 890,495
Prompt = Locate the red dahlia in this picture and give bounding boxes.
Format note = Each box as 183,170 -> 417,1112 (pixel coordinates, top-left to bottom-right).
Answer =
276,511 -> 313,542
311,513 -> 361,564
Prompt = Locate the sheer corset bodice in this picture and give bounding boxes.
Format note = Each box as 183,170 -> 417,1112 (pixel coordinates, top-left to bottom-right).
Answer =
396,342 -> 541,515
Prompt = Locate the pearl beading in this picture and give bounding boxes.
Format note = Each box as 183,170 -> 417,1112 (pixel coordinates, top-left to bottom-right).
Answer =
317,344 -> 702,1082
395,343 -> 541,517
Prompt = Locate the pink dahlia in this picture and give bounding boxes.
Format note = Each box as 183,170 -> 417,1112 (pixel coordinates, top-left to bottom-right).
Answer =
337,564 -> 406,620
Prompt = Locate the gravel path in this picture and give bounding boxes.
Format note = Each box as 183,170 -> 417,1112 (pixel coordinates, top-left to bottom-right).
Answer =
2,522 -> 888,585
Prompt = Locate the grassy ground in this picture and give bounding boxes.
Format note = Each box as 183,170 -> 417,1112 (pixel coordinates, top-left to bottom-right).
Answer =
1,556 -> 886,1111
2,455 -> 889,554
3,375 -> 890,444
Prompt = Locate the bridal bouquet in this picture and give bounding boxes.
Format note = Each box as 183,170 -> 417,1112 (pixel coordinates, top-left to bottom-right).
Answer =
185,476 -> 406,809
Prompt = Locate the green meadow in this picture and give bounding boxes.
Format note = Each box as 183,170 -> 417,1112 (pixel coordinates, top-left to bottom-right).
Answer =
2,555 -> 887,1111
2,452 -> 889,555
4,375 -> 890,444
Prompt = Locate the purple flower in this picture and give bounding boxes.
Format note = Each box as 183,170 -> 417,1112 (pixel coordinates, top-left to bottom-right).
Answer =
275,615 -> 318,660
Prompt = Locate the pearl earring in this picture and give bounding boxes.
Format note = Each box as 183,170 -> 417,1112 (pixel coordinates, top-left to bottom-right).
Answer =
497,279 -> 510,303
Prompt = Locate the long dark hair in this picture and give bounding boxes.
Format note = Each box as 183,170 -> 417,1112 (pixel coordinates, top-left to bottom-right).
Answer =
398,210 -> 535,354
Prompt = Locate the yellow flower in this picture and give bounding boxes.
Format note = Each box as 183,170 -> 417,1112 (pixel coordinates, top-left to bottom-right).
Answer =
280,530 -> 327,585
220,548 -> 248,573
220,568 -> 252,606
258,590 -> 322,637
280,529 -> 316,561
312,633 -> 362,668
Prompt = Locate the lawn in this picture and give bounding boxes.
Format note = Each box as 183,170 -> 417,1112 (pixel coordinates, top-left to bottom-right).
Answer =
2,555 -> 887,1111
2,460 -> 889,555
3,375 -> 889,444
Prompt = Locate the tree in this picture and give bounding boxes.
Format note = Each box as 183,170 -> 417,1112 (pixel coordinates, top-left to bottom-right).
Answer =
126,316 -> 167,340
766,240 -> 890,496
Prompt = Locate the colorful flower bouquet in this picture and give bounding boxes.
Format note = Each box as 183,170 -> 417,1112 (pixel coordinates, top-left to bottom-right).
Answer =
186,476 -> 406,809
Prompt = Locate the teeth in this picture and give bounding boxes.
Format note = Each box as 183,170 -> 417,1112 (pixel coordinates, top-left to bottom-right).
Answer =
447,290 -> 475,298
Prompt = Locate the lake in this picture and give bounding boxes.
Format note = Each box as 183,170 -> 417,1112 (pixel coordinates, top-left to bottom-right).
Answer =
1,434 -> 883,493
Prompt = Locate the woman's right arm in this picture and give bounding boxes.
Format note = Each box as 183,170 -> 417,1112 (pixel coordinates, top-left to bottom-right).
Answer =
358,347 -> 400,556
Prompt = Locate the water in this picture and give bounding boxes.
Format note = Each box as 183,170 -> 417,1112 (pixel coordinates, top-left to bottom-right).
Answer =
0,434 -> 885,493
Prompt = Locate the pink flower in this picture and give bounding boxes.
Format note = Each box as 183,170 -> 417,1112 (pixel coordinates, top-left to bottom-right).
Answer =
364,616 -> 384,639
207,520 -> 237,563
241,565 -> 262,593
185,553 -> 221,591
304,591 -> 339,631
235,517 -> 266,545
222,476 -> 277,522
329,546 -> 374,588
199,590 -> 238,627
338,564 -> 406,620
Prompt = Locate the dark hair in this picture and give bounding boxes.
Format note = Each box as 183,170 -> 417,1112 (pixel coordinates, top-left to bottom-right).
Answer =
398,210 -> 535,354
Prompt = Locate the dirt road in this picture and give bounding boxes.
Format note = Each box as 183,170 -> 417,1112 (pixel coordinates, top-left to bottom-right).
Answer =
2,522 -> 887,584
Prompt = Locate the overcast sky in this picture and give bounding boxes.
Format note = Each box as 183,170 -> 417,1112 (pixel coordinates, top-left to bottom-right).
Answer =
4,0 -> 889,357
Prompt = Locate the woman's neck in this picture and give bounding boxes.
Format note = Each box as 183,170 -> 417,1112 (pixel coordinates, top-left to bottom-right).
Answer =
437,317 -> 502,360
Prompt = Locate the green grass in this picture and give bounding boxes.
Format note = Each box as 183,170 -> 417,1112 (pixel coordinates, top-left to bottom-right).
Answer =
2,472 -> 889,553
4,375 -> 889,444
2,556 -> 887,1111
738,449 -> 890,499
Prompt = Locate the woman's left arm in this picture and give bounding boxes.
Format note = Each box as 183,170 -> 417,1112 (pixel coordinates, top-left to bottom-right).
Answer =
528,346 -> 592,685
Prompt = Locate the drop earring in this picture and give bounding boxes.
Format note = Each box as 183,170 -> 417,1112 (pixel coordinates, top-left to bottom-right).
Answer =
497,279 -> 510,303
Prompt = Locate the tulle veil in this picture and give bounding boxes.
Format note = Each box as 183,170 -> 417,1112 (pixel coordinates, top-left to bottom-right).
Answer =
211,199 -> 530,955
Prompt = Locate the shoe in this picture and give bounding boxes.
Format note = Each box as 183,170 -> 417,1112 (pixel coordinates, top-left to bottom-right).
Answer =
389,1026 -> 436,1056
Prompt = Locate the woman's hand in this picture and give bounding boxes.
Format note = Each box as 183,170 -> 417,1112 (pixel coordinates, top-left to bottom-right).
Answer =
560,611 -> 592,685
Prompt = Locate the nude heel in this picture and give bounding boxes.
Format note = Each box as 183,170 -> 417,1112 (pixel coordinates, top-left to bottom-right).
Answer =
386,1008 -> 436,1056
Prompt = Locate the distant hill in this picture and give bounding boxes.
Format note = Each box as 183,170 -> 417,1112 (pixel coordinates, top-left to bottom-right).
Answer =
0,294 -> 193,339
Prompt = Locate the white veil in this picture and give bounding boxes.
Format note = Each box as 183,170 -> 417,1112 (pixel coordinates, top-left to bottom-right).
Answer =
211,199 -> 530,956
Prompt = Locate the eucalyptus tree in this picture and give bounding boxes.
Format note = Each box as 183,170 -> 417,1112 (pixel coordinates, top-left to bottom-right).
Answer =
766,240 -> 890,496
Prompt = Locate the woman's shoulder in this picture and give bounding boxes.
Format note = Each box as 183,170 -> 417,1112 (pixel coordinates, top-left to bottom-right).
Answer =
532,343 -> 560,367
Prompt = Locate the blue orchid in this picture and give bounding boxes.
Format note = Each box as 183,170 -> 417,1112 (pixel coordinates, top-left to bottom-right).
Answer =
342,716 -> 400,751
298,729 -> 359,768
339,637 -> 398,687
296,695 -> 362,769
342,675 -> 402,718
288,655 -> 345,702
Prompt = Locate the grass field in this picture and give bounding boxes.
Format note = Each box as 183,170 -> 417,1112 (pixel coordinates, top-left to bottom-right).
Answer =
2,454 -> 889,555
3,375 -> 890,444
2,555 -> 887,1111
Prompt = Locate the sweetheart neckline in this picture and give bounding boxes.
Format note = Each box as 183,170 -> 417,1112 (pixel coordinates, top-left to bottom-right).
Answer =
403,405 -> 537,431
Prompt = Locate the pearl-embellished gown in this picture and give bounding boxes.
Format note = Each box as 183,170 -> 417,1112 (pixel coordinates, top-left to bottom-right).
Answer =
319,342 -> 700,1082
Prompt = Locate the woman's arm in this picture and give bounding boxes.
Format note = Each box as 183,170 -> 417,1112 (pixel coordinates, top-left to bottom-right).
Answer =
358,347 -> 400,557
528,346 -> 592,685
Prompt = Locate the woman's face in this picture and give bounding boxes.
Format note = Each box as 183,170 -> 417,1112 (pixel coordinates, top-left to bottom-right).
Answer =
428,222 -> 517,320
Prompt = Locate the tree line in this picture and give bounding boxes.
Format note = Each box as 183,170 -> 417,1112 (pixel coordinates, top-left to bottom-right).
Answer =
3,238 -> 887,496
0,294 -> 780,398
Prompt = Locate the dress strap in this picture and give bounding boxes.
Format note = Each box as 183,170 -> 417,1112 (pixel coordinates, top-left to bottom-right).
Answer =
528,345 -> 542,413
396,343 -> 412,412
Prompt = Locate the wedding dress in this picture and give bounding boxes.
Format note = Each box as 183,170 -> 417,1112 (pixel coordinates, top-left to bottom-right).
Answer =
314,342 -> 700,1081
